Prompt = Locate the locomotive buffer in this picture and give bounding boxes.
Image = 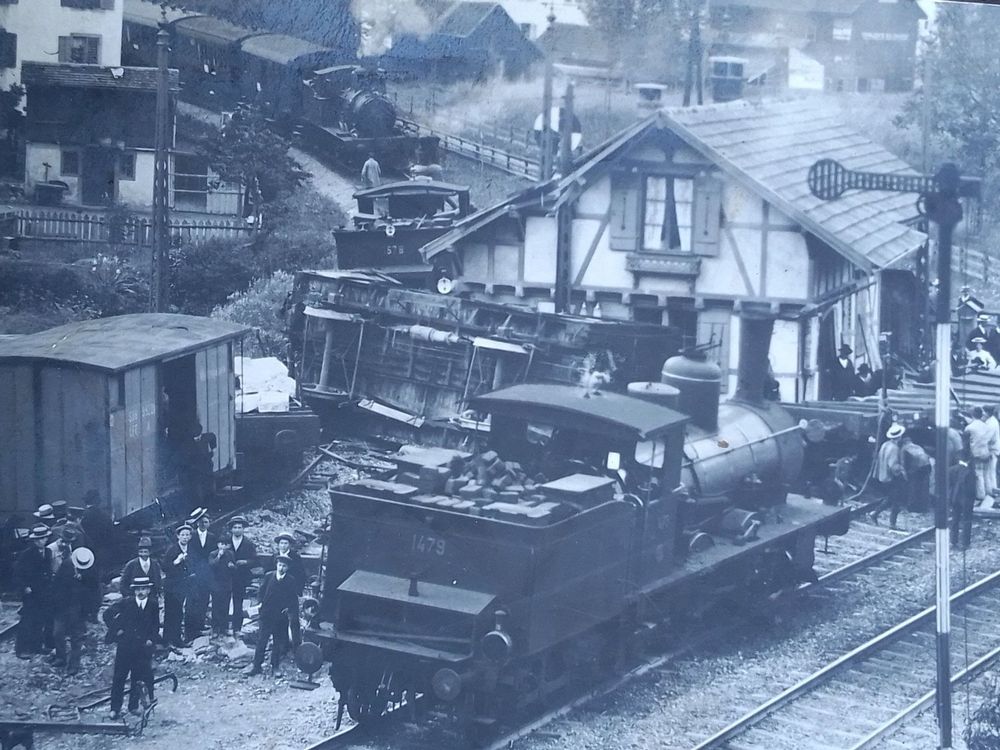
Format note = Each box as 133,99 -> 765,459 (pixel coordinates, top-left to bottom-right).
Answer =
808,158 -> 980,750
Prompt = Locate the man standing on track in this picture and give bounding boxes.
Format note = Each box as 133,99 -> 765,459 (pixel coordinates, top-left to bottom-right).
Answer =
108,577 -> 160,720
244,555 -> 299,678
163,524 -> 194,647
228,516 -> 257,636
187,508 -> 216,638
964,406 -> 994,508
872,424 -> 907,529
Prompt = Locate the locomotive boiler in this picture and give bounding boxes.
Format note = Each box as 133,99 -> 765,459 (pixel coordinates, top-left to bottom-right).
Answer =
303,316 -> 849,736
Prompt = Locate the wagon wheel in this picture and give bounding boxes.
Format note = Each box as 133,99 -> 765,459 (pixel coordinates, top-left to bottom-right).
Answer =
345,686 -> 380,724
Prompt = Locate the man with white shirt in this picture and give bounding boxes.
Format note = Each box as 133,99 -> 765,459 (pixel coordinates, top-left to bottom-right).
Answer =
108,577 -> 160,720
244,555 -> 299,678
120,537 -> 163,605
163,524 -> 194,647
187,508 -> 216,637
228,516 -> 257,636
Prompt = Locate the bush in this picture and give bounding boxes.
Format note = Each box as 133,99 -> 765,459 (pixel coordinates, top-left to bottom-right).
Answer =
211,271 -> 295,359
169,237 -> 257,315
256,186 -> 344,273
967,676 -> 1000,750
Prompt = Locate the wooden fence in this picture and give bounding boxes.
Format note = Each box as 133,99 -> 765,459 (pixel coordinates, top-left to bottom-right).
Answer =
15,207 -> 254,246
399,118 -> 540,180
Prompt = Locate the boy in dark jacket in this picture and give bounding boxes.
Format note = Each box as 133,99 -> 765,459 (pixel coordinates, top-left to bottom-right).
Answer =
209,539 -> 235,637
109,576 -> 160,719
244,556 -> 299,677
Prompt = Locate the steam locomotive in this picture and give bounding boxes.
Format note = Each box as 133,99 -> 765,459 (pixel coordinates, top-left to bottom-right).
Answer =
304,316 -> 851,735
122,3 -> 438,171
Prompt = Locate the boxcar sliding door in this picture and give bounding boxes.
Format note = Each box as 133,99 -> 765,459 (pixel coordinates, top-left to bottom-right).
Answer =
194,342 -> 236,473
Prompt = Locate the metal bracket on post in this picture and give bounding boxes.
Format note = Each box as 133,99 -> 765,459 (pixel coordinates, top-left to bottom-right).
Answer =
808,158 -> 980,750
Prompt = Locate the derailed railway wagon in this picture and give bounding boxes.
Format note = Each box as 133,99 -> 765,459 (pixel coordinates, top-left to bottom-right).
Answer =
0,314 -> 248,523
306,316 -> 851,735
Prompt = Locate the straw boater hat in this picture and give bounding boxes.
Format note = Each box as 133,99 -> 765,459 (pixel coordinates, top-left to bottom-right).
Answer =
228,515 -> 248,528
33,504 -> 55,520
130,576 -> 153,590
188,507 -> 208,524
71,547 -> 94,570
972,337 -> 987,344
28,524 -> 50,540
978,313 -> 991,322
886,424 -> 906,440
175,523 -> 193,535
274,532 -> 296,545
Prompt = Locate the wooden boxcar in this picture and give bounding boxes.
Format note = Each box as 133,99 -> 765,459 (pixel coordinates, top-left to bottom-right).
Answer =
0,314 -> 248,521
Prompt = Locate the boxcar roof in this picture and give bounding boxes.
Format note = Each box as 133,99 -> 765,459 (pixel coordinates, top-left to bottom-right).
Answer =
0,314 -> 249,373
174,15 -> 262,46
471,383 -> 687,441
241,33 -> 332,65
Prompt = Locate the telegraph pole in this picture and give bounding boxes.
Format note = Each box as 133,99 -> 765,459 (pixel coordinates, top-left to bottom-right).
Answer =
539,6 -> 556,181
553,82 -> 574,314
150,4 -> 172,312
808,159 -> 979,750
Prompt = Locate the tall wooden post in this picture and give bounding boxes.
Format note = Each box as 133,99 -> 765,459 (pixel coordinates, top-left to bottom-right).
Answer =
540,7 -> 556,182
150,6 -> 172,312
553,82 -> 574,314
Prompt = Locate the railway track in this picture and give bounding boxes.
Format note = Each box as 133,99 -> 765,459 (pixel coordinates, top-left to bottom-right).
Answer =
690,566 -> 1000,750
298,514 -> 946,750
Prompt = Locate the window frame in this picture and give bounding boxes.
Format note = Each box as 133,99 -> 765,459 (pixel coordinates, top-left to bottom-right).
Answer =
117,151 -> 136,181
58,33 -> 101,64
60,149 -> 81,177
641,174 -> 694,254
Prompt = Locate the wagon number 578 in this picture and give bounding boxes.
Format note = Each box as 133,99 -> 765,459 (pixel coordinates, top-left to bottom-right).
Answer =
412,534 -> 446,556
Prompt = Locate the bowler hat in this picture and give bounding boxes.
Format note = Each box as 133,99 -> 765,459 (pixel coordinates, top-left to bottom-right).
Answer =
60,527 -> 80,543
71,547 -> 94,570
33,504 -> 55,520
28,524 -> 50,540
838,344 -> 853,355
274,532 -> 296,544
130,576 -> 153,589
886,424 -> 906,439
228,515 -> 248,528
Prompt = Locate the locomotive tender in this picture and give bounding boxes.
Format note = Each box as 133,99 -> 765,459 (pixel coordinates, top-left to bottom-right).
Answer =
307,316 -> 850,731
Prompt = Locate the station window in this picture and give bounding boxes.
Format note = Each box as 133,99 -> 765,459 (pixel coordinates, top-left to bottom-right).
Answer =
58,34 -> 101,64
642,176 -> 693,253
61,149 -> 80,177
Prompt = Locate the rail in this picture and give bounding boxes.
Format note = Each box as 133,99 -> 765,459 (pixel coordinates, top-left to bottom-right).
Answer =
398,118 -> 540,180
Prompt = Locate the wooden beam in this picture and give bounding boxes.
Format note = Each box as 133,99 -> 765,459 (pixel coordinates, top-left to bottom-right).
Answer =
573,211 -> 611,287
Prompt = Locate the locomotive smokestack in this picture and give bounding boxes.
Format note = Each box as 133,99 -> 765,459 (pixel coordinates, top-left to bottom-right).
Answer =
734,315 -> 775,405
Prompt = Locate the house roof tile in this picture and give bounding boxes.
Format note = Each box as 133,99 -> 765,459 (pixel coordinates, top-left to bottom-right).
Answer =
21,62 -> 180,92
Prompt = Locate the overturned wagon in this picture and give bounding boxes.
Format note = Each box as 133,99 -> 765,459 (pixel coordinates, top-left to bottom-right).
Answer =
0,314 -> 248,522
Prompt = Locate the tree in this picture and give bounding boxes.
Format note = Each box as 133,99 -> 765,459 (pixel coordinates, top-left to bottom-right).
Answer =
580,0 -> 690,81
966,676 -> 1000,750
0,84 -> 25,179
201,104 -> 309,227
211,271 -> 296,359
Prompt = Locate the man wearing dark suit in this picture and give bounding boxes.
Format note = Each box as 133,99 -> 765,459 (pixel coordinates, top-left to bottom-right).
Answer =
828,344 -> 856,401
120,537 -> 163,605
51,547 -> 93,675
162,524 -> 194,647
14,525 -> 53,659
186,508 -> 216,637
967,314 -> 992,351
109,576 -> 160,719
244,555 -> 300,677
228,516 -> 257,635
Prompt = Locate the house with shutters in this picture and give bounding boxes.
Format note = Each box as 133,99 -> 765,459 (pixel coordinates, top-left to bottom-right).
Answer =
1,0 -> 122,91
418,97 -> 929,403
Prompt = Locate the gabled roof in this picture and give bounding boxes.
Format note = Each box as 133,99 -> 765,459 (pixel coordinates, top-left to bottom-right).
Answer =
21,63 -> 180,93
434,1 -> 501,36
0,314 -> 248,373
659,98 -> 926,270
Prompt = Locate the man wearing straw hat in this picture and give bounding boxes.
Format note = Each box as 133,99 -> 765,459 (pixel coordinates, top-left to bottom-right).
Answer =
108,576 -> 160,720
967,312 -> 992,351
14,524 -> 54,659
965,406 -> 995,508
871,424 -> 907,529
968,337 -> 996,371
51,547 -> 93,675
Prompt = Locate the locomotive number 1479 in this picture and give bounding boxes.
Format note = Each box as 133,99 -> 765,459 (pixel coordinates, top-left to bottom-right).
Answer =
411,533 -> 446,556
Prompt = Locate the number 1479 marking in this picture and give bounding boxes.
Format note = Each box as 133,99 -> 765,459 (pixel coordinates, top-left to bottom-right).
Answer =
412,534 -> 445,556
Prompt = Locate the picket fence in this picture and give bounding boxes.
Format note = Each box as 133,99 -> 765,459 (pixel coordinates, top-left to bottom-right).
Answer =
15,207 -> 253,246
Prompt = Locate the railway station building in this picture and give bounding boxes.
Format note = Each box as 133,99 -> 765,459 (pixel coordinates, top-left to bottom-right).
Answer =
418,97 -> 929,404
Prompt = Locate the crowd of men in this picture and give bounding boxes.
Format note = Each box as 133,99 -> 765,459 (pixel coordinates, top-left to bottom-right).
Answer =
11,501 -> 308,720
827,345 -> 885,401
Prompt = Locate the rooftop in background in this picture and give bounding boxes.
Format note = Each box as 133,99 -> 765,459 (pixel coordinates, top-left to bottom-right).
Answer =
172,14 -> 263,46
0,314 -> 249,373
20,62 -> 180,92
122,0 -> 202,27
434,1 -> 503,37
240,33 -> 332,65
660,97 -> 926,270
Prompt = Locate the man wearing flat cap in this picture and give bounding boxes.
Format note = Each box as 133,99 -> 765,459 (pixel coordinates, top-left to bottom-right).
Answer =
227,516 -> 257,636
244,555 -> 299,677
108,577 -> 160,720
14,524 -> 53,659
187,508 -> 216,637
163,524 -> 194,647
828,344 -> 856,401
121,537 -> 163,605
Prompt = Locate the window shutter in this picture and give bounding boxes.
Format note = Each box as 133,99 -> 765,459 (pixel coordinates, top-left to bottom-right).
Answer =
610,171 -> 641,252
0,32 -> 15,69
58,36 -> 71,63
86,36 -> 100,64
692,173 -> 722,256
